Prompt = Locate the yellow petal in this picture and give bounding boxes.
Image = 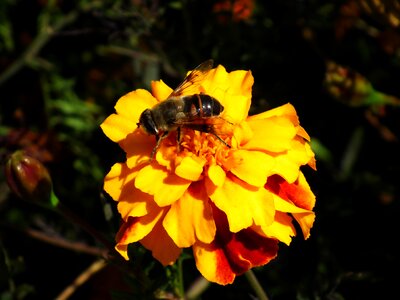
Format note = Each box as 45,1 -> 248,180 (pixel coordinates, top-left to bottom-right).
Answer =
229,150 -> 275,187
243,117 -> 297,152
207,164 -> 226,187
247,103 -> 299,125
134,164 -> 191,207
207,174 -> 275,232
115,89 -> 158,124
262,212 -> 296,245
163,182 -> 216,247
175,155 -> 205,181
227,70 -> 254,97
272,138 -> 314,183
100,113 -> 137,143
151,80 -> 173,101
232,121 -> 253,146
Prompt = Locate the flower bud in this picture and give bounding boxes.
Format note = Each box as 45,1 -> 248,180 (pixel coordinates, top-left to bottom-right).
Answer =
5,150 -> 53,205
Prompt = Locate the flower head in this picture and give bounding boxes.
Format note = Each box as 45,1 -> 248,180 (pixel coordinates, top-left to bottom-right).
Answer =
101,62 -> 316,285
5,150 -> 53,205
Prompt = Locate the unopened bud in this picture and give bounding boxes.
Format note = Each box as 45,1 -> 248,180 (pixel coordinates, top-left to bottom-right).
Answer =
5,150 -> 54,205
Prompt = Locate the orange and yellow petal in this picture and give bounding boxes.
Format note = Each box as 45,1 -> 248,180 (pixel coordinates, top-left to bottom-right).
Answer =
267,174 -> 316,239
163,182 -> 216,248
141,218 -> 182,266
255,211 -> 296,245
115,207 -> 166,260
103,163 -> 158,220
193,206 -> 278,285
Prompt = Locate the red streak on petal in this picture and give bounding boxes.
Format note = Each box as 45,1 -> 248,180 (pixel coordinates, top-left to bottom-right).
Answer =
212,203 -> 278,275
266,175 -> 313,210
115,217 -> 137,244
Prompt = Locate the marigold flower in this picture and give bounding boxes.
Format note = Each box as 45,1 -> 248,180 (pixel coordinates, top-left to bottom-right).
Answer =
101,62 -> 316,285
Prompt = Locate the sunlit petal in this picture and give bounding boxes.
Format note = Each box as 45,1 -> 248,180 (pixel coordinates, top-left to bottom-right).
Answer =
163,182 -> 216,247
135,164 -> 191,207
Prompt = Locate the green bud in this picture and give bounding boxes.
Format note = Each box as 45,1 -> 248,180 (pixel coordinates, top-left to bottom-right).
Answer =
5,150 -> 54,205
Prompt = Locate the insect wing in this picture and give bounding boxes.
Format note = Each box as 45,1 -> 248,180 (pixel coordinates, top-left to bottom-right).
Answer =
169,59 -> 214,98
173,116 -> 234,136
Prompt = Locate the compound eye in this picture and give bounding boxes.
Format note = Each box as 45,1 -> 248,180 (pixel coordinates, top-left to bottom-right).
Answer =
139,109 -> 158,136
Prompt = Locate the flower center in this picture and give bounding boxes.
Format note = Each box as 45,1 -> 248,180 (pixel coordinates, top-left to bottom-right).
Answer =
179,129 -> 231,163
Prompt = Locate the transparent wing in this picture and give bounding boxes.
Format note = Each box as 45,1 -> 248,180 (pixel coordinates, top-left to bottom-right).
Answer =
168,59 -> 214,98
174,116 -> 234,136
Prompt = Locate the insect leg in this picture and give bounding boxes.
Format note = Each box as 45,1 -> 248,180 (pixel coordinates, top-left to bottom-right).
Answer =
176,127 -> 182,153
151,132 -> 169,160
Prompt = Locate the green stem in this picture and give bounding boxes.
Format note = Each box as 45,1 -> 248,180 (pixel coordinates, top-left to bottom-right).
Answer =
176,256 -> 185,298
50,195 -> 114,255
245,270 -> 270,300
185,276 -> 210,300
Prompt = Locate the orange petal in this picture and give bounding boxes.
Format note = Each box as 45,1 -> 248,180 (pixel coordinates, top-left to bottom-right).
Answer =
229,149 -> 274,187
122,130 -> 155,167
141,218 -> 182,266
103,162 -> 136,202
175,155 -> 206,181
206,174 -> 275,232
163,182 -> 216,247
115,208 -> 165,260
151,80 -> 173,102
134,164 -> 191,207
292,211 -> 315,239
103,162 -> 158,220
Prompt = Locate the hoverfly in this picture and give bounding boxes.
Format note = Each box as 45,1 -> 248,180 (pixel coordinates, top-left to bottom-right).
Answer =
137,59 -> 231,159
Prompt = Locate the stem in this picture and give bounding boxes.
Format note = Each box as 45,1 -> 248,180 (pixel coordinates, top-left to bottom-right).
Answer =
185,276 -> 210,300
245,270 -> 269,300
54,258 -> 107,300
176,257 -> 185,299
55,200 -> 114,256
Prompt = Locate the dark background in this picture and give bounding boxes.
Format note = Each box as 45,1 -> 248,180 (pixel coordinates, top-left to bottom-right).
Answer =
1,0 -> 399,299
